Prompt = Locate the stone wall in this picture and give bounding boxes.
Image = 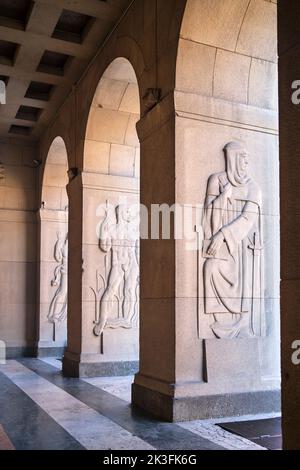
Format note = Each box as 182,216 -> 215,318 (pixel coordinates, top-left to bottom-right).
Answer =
171,0 -> 280,409
36,137 -> 69,356
0,0 -> 281,422
0,139 -> 38,356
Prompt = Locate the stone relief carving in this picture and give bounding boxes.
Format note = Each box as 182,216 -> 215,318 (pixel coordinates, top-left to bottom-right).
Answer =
93,204 -> 139,338
48,232 -> 68,326
201,141 -> 265,339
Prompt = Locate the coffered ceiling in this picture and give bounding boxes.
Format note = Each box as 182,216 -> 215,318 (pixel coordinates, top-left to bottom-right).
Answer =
0,0 -> 133,141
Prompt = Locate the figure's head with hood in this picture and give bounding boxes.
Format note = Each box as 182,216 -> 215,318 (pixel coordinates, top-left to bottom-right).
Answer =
224,141 -> 250,187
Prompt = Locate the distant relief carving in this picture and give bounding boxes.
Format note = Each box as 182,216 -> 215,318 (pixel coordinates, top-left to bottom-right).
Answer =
0,163 -> 5,185
202,142 -> 265,339
93,204 -> 139,337
48,232 -> 68,325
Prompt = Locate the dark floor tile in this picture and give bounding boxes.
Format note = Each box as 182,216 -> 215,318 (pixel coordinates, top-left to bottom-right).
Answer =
252,435 -> 282,450
0,424 -> 15,450
19,358 -> 226,451
0,371 -> 84,450
219,418 -> 282,440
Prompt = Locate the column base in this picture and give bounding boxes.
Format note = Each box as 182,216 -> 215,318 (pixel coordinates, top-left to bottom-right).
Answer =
132,382 -> 281,422
35,346 -> 65,358
6,346 -> 35,359
63,352 -> 139,378
33,341 -> 66,358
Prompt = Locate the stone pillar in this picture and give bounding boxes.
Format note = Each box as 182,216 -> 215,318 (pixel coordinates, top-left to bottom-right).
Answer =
278,0 -> 300,450
133,88 -> 281,421
62,174 -> 83,376
63,171 -> 140,377
132,95 -> 177,418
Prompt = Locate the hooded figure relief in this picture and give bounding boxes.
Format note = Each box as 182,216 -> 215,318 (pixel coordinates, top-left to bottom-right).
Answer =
202,142 -> 265,339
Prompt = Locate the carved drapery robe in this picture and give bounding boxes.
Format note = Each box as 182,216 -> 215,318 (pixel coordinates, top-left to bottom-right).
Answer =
203,172 -> 264,339
48,234 -> 68,324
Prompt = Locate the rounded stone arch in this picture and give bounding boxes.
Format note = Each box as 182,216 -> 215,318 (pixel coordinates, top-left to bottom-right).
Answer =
37,135 -> 69,357
75,36 -> 145,172
176,0 -> 277,106
41,136 -> 69,211
74,55 -> 141,376
83,57 -> 140,175
171,0 -> 280,401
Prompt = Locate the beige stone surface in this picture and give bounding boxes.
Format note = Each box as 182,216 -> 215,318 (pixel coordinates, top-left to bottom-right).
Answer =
174,92 -> 278,131
139,298 -> 175,383
42,164 -> 68,188
110,144 -> 135,177
175,117 -> 279,216
176,39 -> 216,96
3,187 -> 36,211
103,57 -> 138,83
0,222 -> 36,263
248,59 -> 278,110
84,140 -> 110,174
119,83 -> 140,114
237,0 -> 277,62
92,77 -> 128,111
0,261 -> 36,304
124,114 -> 140,148
86,108 -> 130,144
0,303 -> 36,343
180,0 -> 250,51
134,148 -> 140,179
46,137 -> 68,166
214,49 -> 251,104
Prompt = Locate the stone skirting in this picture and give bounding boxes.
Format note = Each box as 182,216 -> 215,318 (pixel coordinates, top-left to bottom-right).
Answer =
36,347 -> 65,358
132,382 -> 281,422
62,354 -> 139,378
6,347 -> 35,359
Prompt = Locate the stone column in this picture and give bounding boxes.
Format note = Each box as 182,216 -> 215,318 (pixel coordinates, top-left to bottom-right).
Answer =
278,0 -> 300,450
62,174 -> 83,376
133,88 -> 281,422
63,171 -> 140,377
132,95 -> 177,418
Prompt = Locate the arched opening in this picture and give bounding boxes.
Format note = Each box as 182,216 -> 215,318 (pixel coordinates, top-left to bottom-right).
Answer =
81,58 -> 140,376
37,137 -> 69,357
172,0 -> 280,416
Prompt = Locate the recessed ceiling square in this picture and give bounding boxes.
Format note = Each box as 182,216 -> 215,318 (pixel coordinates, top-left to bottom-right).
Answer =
0,0 -> 33,30
16,105 -> 42,122
25,81 -> 55,101
0,39 -> 19,65
0,75 -> 9,86
37,50 -> 72,76
52,9 -> 93,44
9,124 -> 32,135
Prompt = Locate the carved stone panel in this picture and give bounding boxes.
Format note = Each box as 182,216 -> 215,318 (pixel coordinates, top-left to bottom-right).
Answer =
92,203 -> 139,338
48,232 -> 68,326
201,141 -> 265,339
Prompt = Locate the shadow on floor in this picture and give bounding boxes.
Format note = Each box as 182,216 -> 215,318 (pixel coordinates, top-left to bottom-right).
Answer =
218,418 -> 282,450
